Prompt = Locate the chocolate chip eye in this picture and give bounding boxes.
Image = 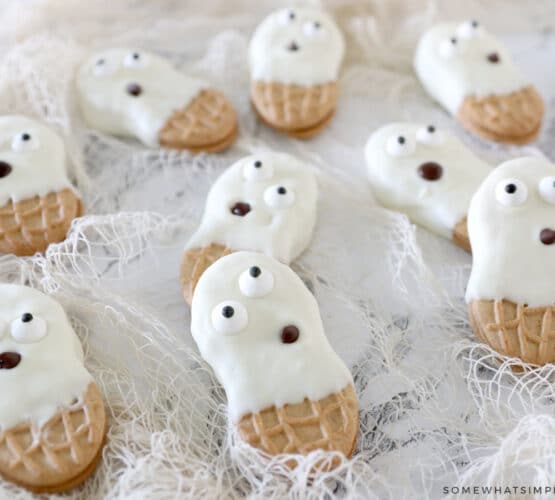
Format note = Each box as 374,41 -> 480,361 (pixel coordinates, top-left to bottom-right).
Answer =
287,41 -> 300,52
264,185 -> 295,208
495,178 -> 528,206
450,37 -> 457,45
386,134 -> 415,157
471,20 -> 479,28
538,176 -> 555,204
230,202 -> 251,216
211,301 -> 248,335
11,313 -> 47,343
279,9 -> 296,24
96,58 -> 105,66
281,325 -> 299,344
243,158 -> 274,181
427,126 -> 435,133
12,132 -> 39,152
239,266 -> 274,297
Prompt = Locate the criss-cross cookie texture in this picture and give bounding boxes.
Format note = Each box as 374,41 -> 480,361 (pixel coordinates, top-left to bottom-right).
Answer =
180,243 -> 235,304
0,383 -> 106,493
237,384 -> 358,466
251,81 -> 337,137
159,89 -> 238,152
0,188 -> 82,256
457,85 -> 544,144
468,299 -> 555,365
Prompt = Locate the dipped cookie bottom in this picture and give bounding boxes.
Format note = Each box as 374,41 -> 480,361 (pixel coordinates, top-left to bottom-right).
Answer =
468,299 -> 555,366
456,86 -> 544,145
453,217 -> 471,253
251,81 -> 337,139
159,89 -> 238,153
0,188 -> 83,256
0,383 -> 107,494
238,384 -> 358,469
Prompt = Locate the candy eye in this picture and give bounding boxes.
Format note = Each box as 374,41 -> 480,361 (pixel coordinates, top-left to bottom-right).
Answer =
12,132 -> 39,152
239,266 -> 274,298
211,301 -> 248,336
303,21 -> 323,37
10,313 -> 47,343
495,178 -> 528,207
278,9 -> 296,24
123,51 -> 147,68
243,159 -> 274,181
264,185 -> 295,209
386,134 -> 416,157
439,36 -> 460,58
416,125 -> 445,146
538,176 -> 555,204
92,57 -> 115,76
457,20 -> 482,39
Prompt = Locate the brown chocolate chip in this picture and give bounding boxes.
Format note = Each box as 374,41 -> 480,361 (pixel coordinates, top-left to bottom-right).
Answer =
287,41 -> 300,51
540,228 -> 555,245
0,352 -> 21,370
417,162 -> 443,181
126,83 -> 143,96
487,52 -> 500,63
230,202 -> 251,216
280,325 -> 299,344
0,161 -> 12,178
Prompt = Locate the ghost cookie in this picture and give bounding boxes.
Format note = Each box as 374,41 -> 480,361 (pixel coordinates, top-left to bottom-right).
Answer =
466,158 -> 555,365
180,152 -> 318,303
0,285 -> 106,493
191,252 -> 358,464
414,21 -> 543,144
248,8 -> 345,138
77,49 -> 238,153
365,122 -> 491,252
0,116 -> 82,256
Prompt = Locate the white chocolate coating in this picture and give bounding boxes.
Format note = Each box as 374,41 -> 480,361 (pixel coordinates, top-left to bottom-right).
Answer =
249,7 -> 345,86
0,285 -> 92,430
0,116 -> 73,207
186,153 -> 318,264
365,122 -> 491,239
77,48 -> 205,147
191,251 -> 353,423
414,22 -> 528,114
466,158 -> 555,306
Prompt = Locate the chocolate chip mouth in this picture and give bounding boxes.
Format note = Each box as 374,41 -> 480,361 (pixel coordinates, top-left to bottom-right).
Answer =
230,202 -> 251,216
0,161 -> 12,178
0,352 -> 21,369
540,228 -> 555,245
487,52 -> 500,63
126,82 -> 143,96
287,41 -> 300,52
417,162 -> 443,181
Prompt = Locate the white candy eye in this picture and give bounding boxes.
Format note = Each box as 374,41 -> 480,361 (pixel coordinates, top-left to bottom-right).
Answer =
211,301 -> 248,336
457,20 -> 482,39
416,125 -> 445,146
386,134 -> 416,157
495,178 -> 528,207
123,51 -> 148,68
439,36 -> 460,58
278,9 -> 296,24
264,185 -> 295,209
12,132 -> 39,152
243,159 -> 274,181
92,56 -> 115,76
239,266 -> 274,298
303,21 -> 324,37
538,176 -> 555,204
10,313 -> 47,343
